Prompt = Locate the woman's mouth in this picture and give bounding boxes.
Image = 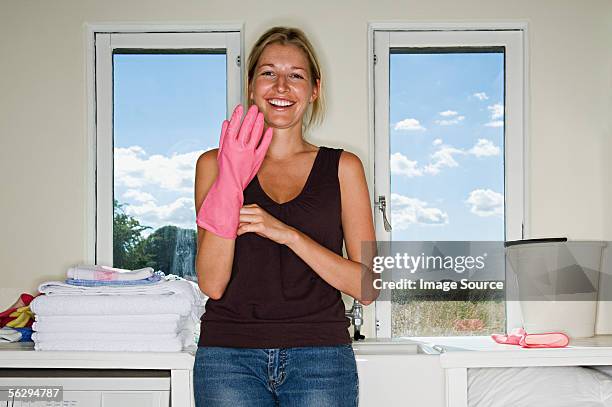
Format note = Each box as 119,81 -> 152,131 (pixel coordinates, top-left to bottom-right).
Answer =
267,98 -> 296,111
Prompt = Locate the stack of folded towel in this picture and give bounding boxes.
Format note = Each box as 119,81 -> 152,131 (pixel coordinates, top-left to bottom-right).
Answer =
29,265 -> 206,352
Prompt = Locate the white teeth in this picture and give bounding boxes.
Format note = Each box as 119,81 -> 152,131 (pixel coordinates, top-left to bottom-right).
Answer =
269,99 -> 295,107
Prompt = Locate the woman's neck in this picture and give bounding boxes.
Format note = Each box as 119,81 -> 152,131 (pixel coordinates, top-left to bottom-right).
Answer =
263,125 -> 315,161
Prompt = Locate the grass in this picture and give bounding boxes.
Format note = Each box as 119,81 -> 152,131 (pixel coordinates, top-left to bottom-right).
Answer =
391,300 -> 506,337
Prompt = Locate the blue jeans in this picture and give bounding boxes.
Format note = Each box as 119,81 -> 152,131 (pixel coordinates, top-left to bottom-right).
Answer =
193,344 -> 359,406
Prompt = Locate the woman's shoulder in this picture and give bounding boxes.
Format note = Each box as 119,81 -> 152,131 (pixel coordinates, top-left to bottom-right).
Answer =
334,147 -> 362,168
334,147 -> 366,183
195,148 -> 219,183
196,148 -> 218,169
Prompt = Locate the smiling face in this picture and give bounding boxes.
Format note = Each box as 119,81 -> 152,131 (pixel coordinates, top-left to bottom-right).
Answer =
249,43 -> 320,131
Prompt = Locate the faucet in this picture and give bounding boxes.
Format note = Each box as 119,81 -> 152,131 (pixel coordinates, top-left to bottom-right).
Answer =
345,299 -> 366,341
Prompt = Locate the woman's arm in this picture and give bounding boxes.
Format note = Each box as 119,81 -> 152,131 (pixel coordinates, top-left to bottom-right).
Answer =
194,149 -> 236,300
285,151 -> 380,305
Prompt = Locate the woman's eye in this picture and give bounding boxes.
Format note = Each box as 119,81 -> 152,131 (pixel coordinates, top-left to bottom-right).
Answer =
291,74 -> 304,79
262,71 -> 274,76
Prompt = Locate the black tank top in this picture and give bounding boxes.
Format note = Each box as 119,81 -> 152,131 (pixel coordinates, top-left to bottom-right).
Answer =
198,146 -> 352,348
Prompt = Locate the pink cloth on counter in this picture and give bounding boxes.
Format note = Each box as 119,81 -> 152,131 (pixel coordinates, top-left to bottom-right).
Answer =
491,327 -> 570,348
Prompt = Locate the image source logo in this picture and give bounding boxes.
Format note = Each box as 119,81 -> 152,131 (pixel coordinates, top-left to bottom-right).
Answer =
361,240 -> 610,303
360,241 -> 505,302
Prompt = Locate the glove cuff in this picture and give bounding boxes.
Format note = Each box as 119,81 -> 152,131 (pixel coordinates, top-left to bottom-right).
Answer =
196,182 -> 244,239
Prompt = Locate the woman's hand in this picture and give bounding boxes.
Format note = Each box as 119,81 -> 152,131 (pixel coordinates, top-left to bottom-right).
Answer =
237,204 -> 296,245
196,104 -> 273,239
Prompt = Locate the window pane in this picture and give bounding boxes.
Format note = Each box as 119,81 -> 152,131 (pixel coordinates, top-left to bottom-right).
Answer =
389,50 -> 505,337
112,53 -> 226,282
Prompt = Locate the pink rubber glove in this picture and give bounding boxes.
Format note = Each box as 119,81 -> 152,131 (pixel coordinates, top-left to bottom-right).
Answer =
196,104 -> 273,239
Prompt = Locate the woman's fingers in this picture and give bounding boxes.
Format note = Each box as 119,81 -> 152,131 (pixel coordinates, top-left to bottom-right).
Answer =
226,104 -> 244,141
217,119 -> 230,157
238,105 -> 259,146
253,126 -> 274,172
248,112 -> 264,148
239,213 -> 261,223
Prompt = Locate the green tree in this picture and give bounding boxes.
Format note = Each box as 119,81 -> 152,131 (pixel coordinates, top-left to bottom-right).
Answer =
144,226 -> 197,279
113,199 -> 152,269
112,200 -> 197,279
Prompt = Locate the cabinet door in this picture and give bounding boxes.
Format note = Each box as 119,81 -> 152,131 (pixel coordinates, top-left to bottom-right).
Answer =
15,391 -> 102,406
356,355 -> 445,407
102,391 -> 169,407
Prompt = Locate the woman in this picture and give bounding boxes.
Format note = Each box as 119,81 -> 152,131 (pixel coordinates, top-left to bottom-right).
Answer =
193,26 -> 378,406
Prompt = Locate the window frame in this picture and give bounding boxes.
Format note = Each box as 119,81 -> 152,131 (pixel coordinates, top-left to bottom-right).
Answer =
85,24 -> 243,266
368,23 -> 529,338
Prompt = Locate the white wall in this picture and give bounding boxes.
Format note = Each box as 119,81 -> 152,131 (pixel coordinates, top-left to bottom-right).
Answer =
1,0 -> 611,332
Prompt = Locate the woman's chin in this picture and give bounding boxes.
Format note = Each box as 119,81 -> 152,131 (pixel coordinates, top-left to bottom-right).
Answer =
264,119 -> 299,131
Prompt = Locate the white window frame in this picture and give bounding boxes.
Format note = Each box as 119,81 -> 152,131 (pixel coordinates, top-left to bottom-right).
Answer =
368,22 -> 529,338
84,24 -> 243,266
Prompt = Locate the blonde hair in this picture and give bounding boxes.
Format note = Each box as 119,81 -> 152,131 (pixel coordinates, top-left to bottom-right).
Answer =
246,26 -> 325,134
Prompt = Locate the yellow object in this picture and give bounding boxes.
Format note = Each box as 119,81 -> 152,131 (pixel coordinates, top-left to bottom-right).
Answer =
13,313 -> 31,328
6,312 -> 27,328
5,305 -> 32,328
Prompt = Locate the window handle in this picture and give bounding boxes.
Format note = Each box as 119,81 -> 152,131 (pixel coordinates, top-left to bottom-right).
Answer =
375,195 -> 392,232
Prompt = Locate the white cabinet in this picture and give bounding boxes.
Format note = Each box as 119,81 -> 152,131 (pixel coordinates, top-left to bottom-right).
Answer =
0,342 -> 194,407
0,368 -> 170,407
353,340 -> 445,407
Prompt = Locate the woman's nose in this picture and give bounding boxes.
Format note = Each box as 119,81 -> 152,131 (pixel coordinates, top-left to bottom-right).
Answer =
275,75 -> 288,92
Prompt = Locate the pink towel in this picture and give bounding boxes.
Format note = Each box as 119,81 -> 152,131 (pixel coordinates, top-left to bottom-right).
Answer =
67,265 -> 154,281
491,327 -> 569,348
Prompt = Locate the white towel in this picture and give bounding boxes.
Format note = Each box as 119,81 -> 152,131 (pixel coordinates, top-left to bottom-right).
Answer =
30,294 -> 192,317
32,315 -> 188,334
34,314 -> 180,324
31,329 -> 191,343
67,265 -> 154,281
33,330 -> 194,352
0,327 -> 22,343
37,276 -> 207,308
32,314 -> 196,335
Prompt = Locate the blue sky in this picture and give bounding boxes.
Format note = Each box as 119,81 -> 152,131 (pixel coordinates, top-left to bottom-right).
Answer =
112,51 -> 505,241
113,54 -> 226,236
389,52 -> 505,241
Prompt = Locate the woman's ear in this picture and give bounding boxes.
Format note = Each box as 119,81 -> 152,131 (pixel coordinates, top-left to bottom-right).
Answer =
310,78 -> 321,103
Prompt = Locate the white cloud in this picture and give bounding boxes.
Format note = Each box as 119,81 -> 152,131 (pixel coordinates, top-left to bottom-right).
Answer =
473,92 -> 489,100
390,193 -> 449,228
390,152 -> 422,177
436,115 -> 465,126
392,139 -> 501,177
423,145 -> 464,175
468,139 -> 500,157
123,196 -> 196,232
465,189 -> 504,217
123,189 -> 156,203
488,103 -> 504,119
114,144 -> 218,233
394,118 -> 426,131
484,103 -> 504,127
439,110 -> 458,117
114,145 -> 214,193
435,110 -> 465,126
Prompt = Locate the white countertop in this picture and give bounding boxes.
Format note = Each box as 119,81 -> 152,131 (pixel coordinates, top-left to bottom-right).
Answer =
0,338 -> 423,366
0,342 -> 195,370
408,335 -> 612,368
10,335 -> 611,369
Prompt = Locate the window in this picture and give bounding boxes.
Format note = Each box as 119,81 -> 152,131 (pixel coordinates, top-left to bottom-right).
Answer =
89,29 -> 241,282
371,27 -> 526,338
